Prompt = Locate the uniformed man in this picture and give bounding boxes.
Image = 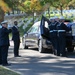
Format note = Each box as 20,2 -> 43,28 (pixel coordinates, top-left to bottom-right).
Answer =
48,17 -> 59,55
0,21 -> 11,66
57,16 -> 70,57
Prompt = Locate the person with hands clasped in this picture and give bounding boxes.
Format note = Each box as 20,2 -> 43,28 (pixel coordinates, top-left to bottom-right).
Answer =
12,21 -> 21,57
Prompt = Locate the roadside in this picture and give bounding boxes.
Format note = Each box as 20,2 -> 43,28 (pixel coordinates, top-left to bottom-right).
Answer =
4,41 -> 75,75
0,66 -> 20,75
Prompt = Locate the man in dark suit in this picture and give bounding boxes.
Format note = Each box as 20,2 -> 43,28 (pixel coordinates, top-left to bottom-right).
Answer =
12,21 -> 21,57
0,21 -> 11,66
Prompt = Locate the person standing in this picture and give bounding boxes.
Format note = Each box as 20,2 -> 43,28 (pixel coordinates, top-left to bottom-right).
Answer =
49,17 -> 59,56
57,16 -> 70,57
0,21 -> 11,66
12,21 -> 21,57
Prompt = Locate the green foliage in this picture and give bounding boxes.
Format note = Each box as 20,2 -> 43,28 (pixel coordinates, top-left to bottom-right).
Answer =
4,0 -> 13,8
68,0 -> 75,7
39,0 -> 53,5
19,25 -> 25,36
23,1 -> 31,12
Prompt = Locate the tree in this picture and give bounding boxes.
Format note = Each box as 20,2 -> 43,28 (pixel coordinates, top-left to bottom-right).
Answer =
68,0 -> 75,9
39,0 -> 56,17
23,0 -> 43,23
39,0 -> 71,16
0,0 -> 24,22
0,0 -> 72,22
0,0 -> 11,22
51,0 -> 71,15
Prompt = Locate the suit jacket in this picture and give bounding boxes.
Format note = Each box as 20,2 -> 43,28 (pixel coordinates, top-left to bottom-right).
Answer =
12,26 -> 20,42
0,27 -> 11,46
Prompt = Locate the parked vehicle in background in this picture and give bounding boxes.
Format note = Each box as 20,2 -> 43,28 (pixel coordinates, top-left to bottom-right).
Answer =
22,21 -> 53,53
66,21 -> 75,52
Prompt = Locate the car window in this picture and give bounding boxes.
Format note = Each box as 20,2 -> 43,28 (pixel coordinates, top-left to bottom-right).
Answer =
27,21 -> 48,34
32,26 -> 38,33
27,27 -> 34,33
27,25 -> 39,33
44,22 -> 48,28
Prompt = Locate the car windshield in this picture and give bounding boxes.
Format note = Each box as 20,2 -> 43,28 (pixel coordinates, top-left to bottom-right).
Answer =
27,21 -> 48,33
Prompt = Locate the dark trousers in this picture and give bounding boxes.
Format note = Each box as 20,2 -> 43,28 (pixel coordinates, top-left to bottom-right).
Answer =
50,31 -> 58,55
13,40 -> 20,56
58,32 -> 66,56
0,47 -> 2,64
0,46 -> 9,64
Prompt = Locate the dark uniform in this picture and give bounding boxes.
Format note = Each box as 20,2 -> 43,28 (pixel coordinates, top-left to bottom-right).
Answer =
57,22 -> 70,56
49,21 -> 59,55
12,21 -> 20,57
0,23 -> 11,65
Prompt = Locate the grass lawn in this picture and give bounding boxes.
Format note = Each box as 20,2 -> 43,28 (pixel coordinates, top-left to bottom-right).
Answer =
0,66 -> 20,75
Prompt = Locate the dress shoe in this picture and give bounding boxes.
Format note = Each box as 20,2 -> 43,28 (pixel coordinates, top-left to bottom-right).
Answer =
2,63 -> 11,66
57,53 -> 60,56
14,55 -> 21,57
61,55 -> 67,57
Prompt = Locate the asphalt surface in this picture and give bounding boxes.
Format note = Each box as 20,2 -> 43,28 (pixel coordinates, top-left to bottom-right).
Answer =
5,41 -> 75,75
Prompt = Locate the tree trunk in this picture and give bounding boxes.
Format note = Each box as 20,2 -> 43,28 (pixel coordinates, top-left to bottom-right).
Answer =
60,5 -> 63,16
0,8 -> 4,22
33,12 -> 34,24
48,7 -> 50,18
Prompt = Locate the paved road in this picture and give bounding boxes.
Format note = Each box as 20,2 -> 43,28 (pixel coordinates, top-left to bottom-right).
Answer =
6,41 -> 75,75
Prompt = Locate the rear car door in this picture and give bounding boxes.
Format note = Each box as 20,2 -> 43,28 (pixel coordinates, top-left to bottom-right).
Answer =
40,16 -> 50,39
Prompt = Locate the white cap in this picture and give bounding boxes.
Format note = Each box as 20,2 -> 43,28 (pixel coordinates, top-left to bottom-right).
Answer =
60,16 -> 65,19
1,20 -> 8,24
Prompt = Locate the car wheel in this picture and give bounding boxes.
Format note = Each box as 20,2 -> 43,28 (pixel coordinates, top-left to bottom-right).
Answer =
38,39 -> 45,53
67,47 -> 74,52
22,37 -> 28,49
46,47 -> 54,53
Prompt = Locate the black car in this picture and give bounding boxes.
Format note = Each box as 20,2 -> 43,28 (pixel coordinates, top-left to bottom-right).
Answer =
22,21 -> 53,53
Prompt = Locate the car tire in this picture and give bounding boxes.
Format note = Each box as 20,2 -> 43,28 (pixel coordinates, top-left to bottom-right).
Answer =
22,37 -> 28,49
38,39 -> 45,53
46,47 -> 53,53
24,45 -> 28,49
67,47 -> 74,52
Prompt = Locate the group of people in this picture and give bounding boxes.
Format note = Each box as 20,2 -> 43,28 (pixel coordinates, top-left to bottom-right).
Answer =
43,16 -> 71,57
0,16 -> 71,66
0,20 -> 20,66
